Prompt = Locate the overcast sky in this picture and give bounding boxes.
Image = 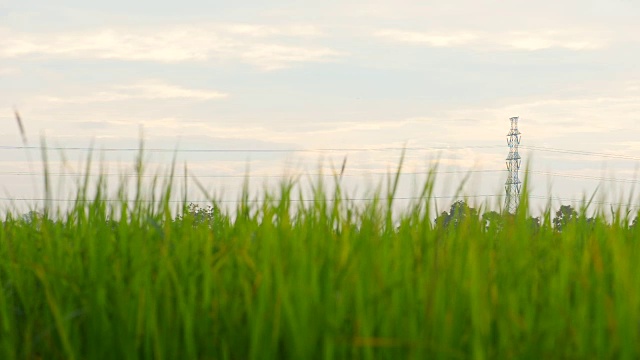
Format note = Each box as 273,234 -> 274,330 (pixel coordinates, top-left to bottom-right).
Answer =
1,0 -> 640,214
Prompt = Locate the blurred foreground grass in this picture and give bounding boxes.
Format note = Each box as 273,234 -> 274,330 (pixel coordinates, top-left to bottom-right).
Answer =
1,160 -> 640,360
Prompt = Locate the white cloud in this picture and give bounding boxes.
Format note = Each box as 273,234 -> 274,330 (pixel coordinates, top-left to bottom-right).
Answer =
240,44 -> 340,70
41,80 -> 228,103
503,30 -> 602,51
0,24 -> 341,70
374,28 -> 604,51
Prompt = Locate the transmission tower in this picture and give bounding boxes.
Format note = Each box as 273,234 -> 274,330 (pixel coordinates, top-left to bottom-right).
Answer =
505,116 -> 522,213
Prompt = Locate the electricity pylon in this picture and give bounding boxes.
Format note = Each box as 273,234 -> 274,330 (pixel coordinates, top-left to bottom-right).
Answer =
505,116 -> 522,214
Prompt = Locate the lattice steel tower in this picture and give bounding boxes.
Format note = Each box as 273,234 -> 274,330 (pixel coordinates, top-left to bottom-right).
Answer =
505,116 -> 522,213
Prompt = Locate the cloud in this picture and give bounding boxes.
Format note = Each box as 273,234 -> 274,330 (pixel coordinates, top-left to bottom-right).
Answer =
220,24 -> 324,38
41,80 -> 228,103
425,89 -> 640,162
374,30 -> 479,47
0,67 -> 19,76
0,24 -> 341,70
503,30 -> 602,51
239,44 -> 340,71
374,28 -> 604,51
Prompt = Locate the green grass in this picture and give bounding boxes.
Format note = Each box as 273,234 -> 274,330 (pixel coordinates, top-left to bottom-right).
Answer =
1,160 -> 640,359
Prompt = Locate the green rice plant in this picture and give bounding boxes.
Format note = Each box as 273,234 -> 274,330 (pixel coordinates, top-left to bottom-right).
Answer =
1,150 -> 640,359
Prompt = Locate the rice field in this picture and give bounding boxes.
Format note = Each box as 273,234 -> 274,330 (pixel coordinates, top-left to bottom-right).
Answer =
1,160 -> 640,359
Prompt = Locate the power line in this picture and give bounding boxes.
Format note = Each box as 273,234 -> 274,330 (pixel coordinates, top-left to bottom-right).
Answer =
1,169 -> 639,187
2,144 -> 640,163
2,194 -> 640,209
0,142 -> 635,166
525,170 -> 640,184
0,145 -> 640,166
528,195 -> 640,209
0,169 -> 507,178
522,145 -> 640,162
0,194 -> 502,204
0,145 -> 502,153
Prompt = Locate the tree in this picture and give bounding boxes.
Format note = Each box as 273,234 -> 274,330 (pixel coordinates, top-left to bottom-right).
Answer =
435,200 -> 478,229
527,216 -> 541,233
21,210 -> 43,224
434,211 -> 450,228
482,210 -> 504,232
175,203 -> 226,229
553,205 -> 578,232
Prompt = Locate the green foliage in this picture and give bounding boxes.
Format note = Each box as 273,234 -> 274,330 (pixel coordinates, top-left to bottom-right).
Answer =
173,203 -> 228,232
553,204 -> 578,232
434,200 -> 479,229
1,167 -> 640,359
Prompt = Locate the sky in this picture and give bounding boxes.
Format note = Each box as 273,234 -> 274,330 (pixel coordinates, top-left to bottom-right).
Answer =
1,0 -> 640,215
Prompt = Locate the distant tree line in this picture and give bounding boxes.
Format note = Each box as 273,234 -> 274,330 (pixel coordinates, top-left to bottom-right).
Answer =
11,200 -> 638,234
432,200 -> 616,233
